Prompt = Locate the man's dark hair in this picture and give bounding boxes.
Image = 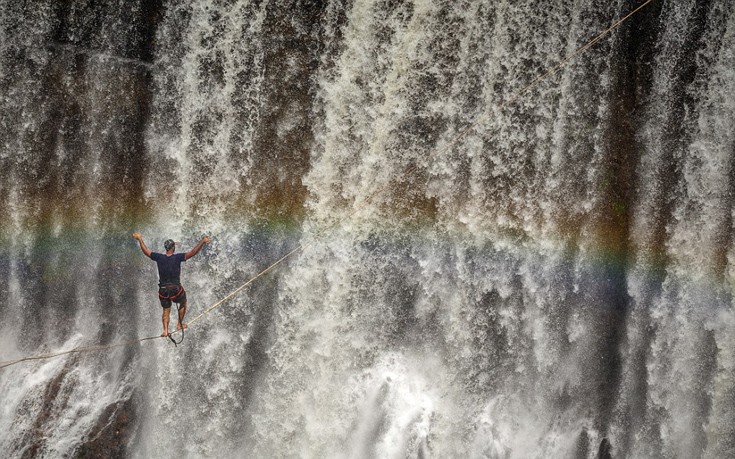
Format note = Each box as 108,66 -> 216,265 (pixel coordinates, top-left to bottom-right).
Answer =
164,239 -> 175,251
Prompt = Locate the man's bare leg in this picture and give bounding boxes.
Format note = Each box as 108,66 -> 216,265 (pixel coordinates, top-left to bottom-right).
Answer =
177,300 -> 188,331
161,307 -> 171,337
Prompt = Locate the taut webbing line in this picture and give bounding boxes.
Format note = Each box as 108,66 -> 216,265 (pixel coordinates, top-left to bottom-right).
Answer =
187,242 -> 312,327
186,158 -> 408,329
0,0 -> 657,371
499,0 -> 657,111
0,337 -> 160,369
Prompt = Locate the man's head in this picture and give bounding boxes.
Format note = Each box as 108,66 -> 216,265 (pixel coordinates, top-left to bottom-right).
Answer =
164,239 -> 176,252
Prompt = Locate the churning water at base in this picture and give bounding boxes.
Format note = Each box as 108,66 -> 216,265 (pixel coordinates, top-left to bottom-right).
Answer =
1,1 -> 735,457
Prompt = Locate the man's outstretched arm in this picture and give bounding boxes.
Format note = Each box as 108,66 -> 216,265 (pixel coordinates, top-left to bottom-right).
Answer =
185,235 -> 211,260
132,232 -> 152,258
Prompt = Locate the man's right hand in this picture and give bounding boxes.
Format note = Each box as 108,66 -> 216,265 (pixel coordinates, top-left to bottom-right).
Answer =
186,235 -> 211,260
132,232 -> 142,241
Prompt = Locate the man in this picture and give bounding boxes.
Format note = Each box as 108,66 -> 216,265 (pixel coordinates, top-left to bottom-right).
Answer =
132,232 -> 211,337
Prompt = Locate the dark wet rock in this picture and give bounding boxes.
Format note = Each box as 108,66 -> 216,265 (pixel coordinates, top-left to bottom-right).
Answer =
597,437 -> 613,459
72,396 -> 137,459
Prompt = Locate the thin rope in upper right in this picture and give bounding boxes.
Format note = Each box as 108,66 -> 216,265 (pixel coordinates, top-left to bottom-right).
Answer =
0,0 -> 658,371
500,0 -> 657,111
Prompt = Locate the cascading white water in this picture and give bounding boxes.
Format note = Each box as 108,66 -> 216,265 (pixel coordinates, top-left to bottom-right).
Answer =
1,1 -> 734,458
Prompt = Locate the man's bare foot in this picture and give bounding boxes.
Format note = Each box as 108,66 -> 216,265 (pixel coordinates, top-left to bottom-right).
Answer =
161,331 -> 169,337
177,322 -> 188,331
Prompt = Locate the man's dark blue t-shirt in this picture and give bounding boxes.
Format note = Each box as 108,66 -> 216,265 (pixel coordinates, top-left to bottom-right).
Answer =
150,252 -> 186,285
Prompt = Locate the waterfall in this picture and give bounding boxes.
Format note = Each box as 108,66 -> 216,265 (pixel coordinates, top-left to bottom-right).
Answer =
1,1 -> 734,458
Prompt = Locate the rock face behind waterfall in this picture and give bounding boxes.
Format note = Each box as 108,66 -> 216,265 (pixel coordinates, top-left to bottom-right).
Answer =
1,1 -> 734,458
